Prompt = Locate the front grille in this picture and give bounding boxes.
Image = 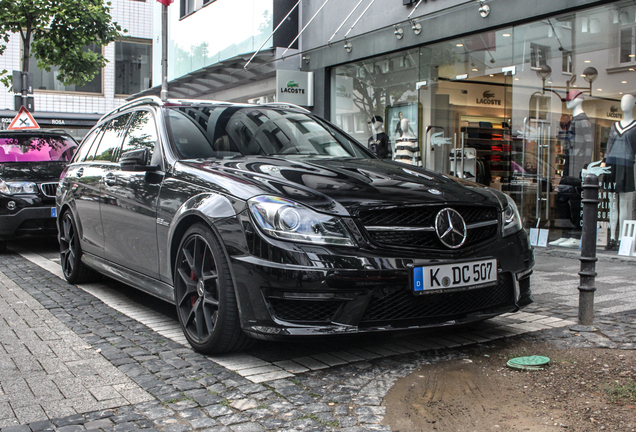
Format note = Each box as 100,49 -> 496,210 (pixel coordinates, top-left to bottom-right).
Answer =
39,182 -> 58,197
268,298 -> 344,323
358,205 -> 498,250
359,273 -> 513,325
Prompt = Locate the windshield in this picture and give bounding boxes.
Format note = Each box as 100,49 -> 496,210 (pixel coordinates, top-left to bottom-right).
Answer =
165,106 -> 371,160
0,135 -> 77,162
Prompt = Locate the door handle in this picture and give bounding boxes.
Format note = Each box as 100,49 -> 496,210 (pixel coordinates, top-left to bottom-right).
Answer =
76,167 -> 84,178
104,173 -> 117,187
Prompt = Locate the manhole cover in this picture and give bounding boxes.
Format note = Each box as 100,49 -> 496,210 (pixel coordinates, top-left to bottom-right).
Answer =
507,355 -> 550,371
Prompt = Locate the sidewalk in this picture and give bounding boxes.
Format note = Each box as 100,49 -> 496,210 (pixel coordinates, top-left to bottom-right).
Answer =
0,248 -> 634,431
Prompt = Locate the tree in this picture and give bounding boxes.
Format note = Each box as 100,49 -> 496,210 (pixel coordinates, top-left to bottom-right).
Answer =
0,0 -> 125,88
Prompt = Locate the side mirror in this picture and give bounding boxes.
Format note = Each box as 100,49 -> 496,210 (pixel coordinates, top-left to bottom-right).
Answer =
120,148 -> 159,172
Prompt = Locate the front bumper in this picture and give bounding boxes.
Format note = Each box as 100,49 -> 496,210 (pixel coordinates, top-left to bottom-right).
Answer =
228,228 -> 534,339
0,196 -> 58,240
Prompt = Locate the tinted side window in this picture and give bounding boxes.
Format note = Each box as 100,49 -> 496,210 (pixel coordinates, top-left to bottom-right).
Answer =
119,111 -> 158,161
74,127 -> 102,163
93,113 -> 132,162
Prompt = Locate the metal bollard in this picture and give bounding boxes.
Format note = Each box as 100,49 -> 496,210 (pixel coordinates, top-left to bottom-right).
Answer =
575,174 -> 600,330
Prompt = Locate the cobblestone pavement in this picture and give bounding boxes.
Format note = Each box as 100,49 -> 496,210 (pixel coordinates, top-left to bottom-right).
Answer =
0,240 -> 634,432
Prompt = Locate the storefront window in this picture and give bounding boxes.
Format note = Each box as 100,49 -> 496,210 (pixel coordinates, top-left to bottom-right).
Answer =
115,40 -> 152,96
30,44 -> 102,94
332,0 -> 636,254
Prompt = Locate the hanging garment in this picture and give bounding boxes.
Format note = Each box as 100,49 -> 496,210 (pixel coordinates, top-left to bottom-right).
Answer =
395,138 -> 421,166
367,132 -> 390,159
604,120 -> 636,193
563,112 -> 594,178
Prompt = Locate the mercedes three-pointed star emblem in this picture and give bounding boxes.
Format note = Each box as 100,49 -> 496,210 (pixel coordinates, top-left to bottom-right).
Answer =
435,208 -> 467,249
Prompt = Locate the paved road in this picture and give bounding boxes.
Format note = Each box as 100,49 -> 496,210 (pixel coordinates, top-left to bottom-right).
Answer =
0,237 -> 634,431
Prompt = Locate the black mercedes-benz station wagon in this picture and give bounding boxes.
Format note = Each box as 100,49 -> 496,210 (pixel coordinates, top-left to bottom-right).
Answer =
0,129 -> 77,253
56,97 -> 533,353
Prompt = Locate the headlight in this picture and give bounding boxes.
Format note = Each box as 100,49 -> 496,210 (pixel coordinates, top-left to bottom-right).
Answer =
502,194 -> 523,237
0,178 -> 38,195
248,196 -> 356,247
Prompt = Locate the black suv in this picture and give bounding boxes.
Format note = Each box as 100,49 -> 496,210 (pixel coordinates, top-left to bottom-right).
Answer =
0,129 -> 77,252
57,97 -> 534,354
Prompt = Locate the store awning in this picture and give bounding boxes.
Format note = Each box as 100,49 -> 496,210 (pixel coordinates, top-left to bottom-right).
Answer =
130,49 -> 278,101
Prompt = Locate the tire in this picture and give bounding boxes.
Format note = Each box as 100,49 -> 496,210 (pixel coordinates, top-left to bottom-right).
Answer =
59,210 -> 101,284
174,223 -> 252,354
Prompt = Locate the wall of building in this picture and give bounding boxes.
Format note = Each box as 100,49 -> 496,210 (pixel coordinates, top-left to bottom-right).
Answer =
0,0 -> 154,119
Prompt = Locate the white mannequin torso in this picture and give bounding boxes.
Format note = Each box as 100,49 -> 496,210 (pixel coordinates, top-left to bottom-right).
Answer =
399,119 -> 412,139
620,94 -> 635,127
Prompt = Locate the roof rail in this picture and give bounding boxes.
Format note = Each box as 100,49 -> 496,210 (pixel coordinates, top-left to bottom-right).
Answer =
101,96 -> 164,120
166,98 -> 232,105
257,102 -> 311,113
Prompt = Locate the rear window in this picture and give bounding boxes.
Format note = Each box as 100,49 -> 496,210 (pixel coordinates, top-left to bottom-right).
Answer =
0,134 -> 77,162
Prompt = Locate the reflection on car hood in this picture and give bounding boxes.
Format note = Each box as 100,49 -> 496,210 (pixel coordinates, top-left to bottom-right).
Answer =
0,162 -> 67,182
182,156 -> 504,216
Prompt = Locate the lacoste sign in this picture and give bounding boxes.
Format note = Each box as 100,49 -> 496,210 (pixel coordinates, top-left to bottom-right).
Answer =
280,80 -> 306,94
476,90 -> 502,106
276,71 -> 314,106
607,105 -> 623,119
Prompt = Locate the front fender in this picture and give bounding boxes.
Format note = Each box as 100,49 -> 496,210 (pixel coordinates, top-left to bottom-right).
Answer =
161,192 -> 246,283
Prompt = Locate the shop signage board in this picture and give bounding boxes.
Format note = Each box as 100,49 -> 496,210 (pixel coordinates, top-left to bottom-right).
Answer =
276,70 -> 314,107
7,106 -> 40,130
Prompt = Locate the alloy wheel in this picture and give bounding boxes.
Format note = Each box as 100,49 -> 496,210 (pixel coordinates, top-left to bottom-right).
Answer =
60,212 -> 77,279
174,233 -> 221,344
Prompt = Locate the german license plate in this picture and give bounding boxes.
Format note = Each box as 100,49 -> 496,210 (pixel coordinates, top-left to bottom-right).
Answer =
413,258 -> 497,292
51,207 -> 57,218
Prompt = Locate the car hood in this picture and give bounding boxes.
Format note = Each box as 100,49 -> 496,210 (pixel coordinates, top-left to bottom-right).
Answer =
0,162 -> 67,182
181,156 -> 505,216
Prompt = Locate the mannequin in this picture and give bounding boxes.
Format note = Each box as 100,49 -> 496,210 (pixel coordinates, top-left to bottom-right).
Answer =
550,89 -> 594,248
394,111 -> 404,138
367,115 -> 390,159
394,118 -> 421,166
604,94 -> 636,250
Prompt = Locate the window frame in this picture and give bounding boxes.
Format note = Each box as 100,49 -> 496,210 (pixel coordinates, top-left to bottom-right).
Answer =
619,25 -> 636,65
117,109 -> 160,165
114,38 -> 153,97
28,43 -> 105,95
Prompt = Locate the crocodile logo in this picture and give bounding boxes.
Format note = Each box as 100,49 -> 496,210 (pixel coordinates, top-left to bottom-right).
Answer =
483,90 -> 496,99
287,81 -> 299,88
607,105 -> 623,119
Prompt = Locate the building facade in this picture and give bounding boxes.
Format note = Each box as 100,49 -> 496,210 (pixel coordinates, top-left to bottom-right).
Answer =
134,0 -> 299,103
291,0 -> 635,252
0,0 -> 155,140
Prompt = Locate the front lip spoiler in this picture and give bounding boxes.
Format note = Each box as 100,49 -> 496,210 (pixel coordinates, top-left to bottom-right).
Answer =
243,304 -> 518,339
